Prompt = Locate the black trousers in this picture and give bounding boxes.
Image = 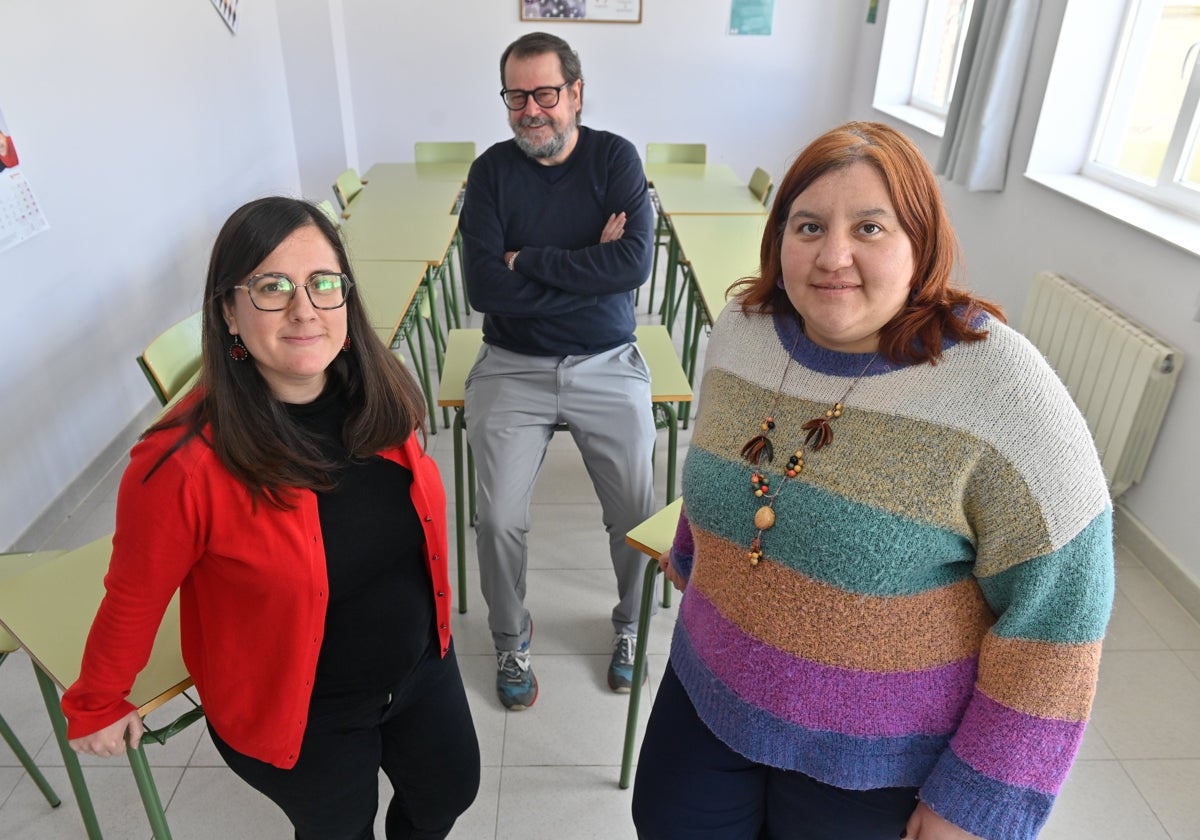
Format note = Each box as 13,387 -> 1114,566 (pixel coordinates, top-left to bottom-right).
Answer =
210,638 -> 480,840
632,663 -> 918,840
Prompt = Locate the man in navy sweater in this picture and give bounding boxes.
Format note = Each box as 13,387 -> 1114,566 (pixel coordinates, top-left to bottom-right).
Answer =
458,31 -> 656,710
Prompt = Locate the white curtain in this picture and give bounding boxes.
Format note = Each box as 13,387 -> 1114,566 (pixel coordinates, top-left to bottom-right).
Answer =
937,0 -> 1042,191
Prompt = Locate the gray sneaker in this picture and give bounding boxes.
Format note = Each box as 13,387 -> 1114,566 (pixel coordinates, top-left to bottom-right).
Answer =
496,648 -> 538,710
607,632 -> 643,693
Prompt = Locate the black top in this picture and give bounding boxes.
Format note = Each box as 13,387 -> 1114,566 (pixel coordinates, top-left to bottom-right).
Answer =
285,381 -> 434,699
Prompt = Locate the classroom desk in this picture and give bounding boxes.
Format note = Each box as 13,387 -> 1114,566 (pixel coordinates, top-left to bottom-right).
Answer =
618,496 -> 683,789
0,536 -> 200,839
668,214 -> 766,418
436,326 -> 692,615
354,259 -> 441,431
645,162 -> 770,216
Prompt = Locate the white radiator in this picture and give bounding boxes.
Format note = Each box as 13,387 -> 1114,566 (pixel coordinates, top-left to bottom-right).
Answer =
1020,271 -> 1183,499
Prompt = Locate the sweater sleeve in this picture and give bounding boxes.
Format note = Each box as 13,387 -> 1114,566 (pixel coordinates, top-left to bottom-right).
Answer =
459,152 -> 598,318
60,432 -> 206,738
918,366 -> 1115,840
670,506 -> 696,583
516,136 -> 654,298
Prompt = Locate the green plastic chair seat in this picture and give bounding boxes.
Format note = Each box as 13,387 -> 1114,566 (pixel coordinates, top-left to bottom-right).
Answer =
137,311 -> 202,406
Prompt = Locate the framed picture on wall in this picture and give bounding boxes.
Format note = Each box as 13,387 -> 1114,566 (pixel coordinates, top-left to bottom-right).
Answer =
521,0 -> 642,23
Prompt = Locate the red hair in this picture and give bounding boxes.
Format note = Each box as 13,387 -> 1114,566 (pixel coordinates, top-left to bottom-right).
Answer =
732,121 -> 1004,364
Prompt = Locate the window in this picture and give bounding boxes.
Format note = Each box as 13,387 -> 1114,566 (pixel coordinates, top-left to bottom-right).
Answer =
1086,1 -> 1200,219
910,0 -> 976,117
874,0 -> 977,135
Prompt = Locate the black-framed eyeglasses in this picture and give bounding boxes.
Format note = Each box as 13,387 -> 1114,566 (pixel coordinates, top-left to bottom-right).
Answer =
500,82 -> 569,111
231,272 -> 353,311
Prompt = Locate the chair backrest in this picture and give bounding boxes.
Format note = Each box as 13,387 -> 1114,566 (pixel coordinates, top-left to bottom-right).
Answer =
316,199 -> 340,226
137,311 -> 202,406
414,141 -> 476,163
645,143 -> 707,164
332,168 -> 365,210
749,166 -> 773,206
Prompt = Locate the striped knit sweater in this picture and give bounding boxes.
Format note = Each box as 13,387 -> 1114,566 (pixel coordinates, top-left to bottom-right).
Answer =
669,303 -> 1114,840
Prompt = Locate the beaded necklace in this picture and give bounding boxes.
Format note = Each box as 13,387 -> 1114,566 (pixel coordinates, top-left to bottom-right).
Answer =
739,342 -> 878,566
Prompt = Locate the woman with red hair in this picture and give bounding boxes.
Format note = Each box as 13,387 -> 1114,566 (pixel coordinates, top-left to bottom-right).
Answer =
632,122 -> 1113,840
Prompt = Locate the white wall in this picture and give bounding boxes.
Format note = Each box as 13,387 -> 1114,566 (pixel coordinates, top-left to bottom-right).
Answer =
847,0 -> 1199,581
332,0 -> 863,188
0,0 -> 301,547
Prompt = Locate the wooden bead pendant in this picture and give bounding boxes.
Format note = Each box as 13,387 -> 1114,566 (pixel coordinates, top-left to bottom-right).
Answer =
754,506 -> 776,530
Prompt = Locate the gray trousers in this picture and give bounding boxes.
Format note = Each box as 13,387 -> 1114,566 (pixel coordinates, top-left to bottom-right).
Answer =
464,341 -> 657,652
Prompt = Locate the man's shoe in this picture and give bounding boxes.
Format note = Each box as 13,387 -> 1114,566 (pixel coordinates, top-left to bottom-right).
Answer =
496,648 -> 538,710
607,632 -> 643,693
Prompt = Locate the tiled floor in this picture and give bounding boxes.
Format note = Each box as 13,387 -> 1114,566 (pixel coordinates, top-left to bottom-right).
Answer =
3,301 -> 1200,838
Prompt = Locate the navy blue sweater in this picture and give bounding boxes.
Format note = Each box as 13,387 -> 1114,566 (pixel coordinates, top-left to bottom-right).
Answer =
458,126 -> 654,356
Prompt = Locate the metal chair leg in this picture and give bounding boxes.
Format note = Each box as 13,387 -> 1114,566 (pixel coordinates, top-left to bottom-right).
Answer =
127,741 -> 173,840
0,710 -> 60,807
34,665 -> 103,839
620,557 -> 660,789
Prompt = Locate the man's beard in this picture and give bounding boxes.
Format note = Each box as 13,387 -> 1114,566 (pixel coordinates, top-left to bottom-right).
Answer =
513,115 -> 574,160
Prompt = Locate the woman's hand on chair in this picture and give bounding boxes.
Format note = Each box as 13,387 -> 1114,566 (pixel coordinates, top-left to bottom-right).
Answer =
658,550 -> 685,592
69,710 -> 144,758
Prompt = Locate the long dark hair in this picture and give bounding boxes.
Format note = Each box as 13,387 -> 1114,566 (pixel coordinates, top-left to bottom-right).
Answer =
148,196 -> 427,507
733,121 -> 1004,365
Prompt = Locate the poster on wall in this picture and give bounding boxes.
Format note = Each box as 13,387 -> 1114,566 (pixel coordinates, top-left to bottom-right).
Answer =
210,0 -> 240,33
729,0 -> 774,35
0,108 -> 49,255
521,0 -> 642,23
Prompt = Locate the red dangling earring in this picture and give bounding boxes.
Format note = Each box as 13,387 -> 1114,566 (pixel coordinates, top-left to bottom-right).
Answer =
229,335 -> 250,362
342,336 -> 351,353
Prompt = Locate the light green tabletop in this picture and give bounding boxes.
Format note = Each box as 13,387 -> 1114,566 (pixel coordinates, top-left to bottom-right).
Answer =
0,535 -> 191,716
353,259 -> 429,340
670,214 -> 766,323
625,497 -> 683,558
341,209 -> 460,264
646,162 -> 768,216
364,161 -> 471,184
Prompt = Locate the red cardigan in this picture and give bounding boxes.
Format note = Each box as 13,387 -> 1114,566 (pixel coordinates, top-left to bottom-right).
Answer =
61,418 -> 451,769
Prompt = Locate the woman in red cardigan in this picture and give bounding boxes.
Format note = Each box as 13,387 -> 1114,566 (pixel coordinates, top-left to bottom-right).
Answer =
62,197 -> 479,839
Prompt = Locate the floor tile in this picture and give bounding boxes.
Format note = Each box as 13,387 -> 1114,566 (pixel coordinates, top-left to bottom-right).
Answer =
1039,760 -> 1169,839
495,765 -> 635,840
1117,568 -> 1200,650
1104,590 -> 1169,651
1123,759 -> 1200,840
165,766 -> 290,839
1090,650 -> 1200,759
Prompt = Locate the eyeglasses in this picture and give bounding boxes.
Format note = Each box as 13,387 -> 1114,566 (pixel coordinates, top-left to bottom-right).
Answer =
232,272 -> 353,311
500,82 -> 569,111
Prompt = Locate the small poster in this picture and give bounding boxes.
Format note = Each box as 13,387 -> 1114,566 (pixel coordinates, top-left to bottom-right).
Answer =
210,0 -> 240,33
0,108 -> 49,255
729,0 -> 774,35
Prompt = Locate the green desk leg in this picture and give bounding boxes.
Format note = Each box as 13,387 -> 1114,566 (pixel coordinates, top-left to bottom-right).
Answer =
410,290 -> 438,435
34,666 -> 103,840
619,557 -> 660,790
662,230 -> 681,332
657,400 -> 677,610
126,743 -> 173,840
453,408 -> 468,615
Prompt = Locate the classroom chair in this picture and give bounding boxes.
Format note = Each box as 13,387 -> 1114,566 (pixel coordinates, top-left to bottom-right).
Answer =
137,311 -> 202,406
0,535 -> 204,840
317,199 -> 341,226
332,168 -> 368,214
413,141 -> 476,163
644,143 -> 708,314
749,166 -> 774,206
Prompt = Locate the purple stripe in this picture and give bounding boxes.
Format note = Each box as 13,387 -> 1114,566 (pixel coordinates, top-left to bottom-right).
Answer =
951,691 -> 1085,794
681,589 -> 976,737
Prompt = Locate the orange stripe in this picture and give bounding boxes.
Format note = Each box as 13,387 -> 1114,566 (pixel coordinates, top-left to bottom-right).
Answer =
976,634 -> 1101,721
690,528 -> 994,672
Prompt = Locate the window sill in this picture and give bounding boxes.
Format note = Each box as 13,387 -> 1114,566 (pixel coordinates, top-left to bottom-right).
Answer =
872,103 -> 946,139
1024,171 -> 1200,259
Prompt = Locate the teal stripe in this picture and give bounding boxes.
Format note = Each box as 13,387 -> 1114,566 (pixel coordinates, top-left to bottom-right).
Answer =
682,447 -> 975,596
978,508 -> 1114,643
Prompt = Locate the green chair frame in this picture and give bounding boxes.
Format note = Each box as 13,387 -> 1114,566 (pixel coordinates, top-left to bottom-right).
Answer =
414,142 -> 475,323
332,168 -> 367,213
0,651 -> 61,811
136,311 -> 202,407
749,166 -> 774,206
